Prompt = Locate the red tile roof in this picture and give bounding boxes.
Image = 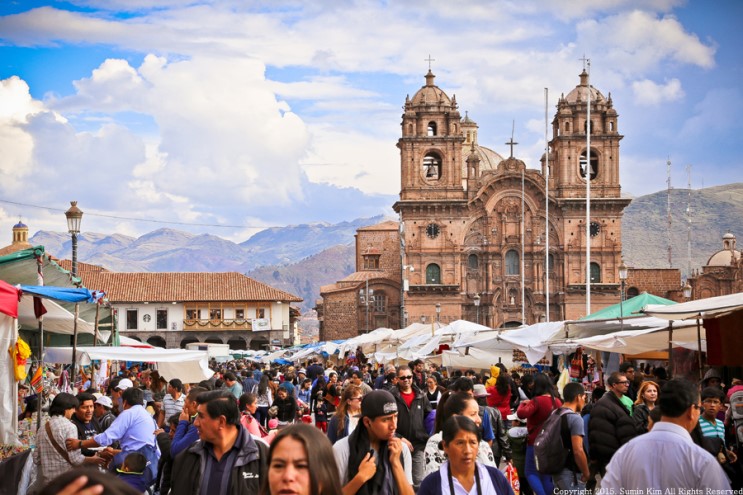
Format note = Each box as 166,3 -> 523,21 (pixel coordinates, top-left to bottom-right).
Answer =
82,272 -> 302,303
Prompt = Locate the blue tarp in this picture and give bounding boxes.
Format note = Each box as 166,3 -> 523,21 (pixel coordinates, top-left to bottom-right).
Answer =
19,285 -> 103,304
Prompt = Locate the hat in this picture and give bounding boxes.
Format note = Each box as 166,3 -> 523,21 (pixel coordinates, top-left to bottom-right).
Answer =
473,384 -> 490,398
116,378 -> 133,391
507,413 -> 526,423
95,396 -> 113,409
361,390 -> 398,419
298,368 -> 307,375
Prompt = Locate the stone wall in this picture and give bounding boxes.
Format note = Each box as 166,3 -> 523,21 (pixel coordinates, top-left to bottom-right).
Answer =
319,290 -> 358,341
120,330 -> 283,350
626,268 -> 682,300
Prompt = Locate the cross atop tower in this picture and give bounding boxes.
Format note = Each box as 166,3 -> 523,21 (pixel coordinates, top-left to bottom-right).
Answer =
505,120 -> 518,158
424,54 -> 435,72
579,54 -> 590,72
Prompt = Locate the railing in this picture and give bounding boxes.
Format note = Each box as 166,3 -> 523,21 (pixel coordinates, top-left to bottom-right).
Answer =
183,319 -> 253,331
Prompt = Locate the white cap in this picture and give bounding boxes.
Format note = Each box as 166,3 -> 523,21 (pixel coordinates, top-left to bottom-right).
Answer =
116,378 -> 133,391
95,396 -> 113,408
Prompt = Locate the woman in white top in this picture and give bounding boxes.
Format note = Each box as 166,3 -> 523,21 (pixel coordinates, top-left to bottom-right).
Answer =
424,391 -> 496,476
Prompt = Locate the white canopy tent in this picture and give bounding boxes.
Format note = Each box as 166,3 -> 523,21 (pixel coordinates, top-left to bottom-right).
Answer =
44,346 -> 214,383
452,321 -> 565,365
643,292 -> 743,320
18,296 -> 95,336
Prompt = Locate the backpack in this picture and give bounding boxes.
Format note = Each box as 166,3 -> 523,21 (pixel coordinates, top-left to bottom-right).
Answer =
533,407 -> 574,474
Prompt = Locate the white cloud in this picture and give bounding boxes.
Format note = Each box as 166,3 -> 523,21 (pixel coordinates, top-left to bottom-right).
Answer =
632,78 -> 684,105
576,10 -> 716,74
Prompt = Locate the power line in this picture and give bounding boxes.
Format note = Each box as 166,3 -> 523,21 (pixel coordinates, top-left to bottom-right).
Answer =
0,198 -> 276,229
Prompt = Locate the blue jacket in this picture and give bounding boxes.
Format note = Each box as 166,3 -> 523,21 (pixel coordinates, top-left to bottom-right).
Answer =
170,419 -> 199,458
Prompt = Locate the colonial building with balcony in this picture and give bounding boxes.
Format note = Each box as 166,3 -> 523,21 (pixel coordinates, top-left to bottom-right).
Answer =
82,271 -> 302,349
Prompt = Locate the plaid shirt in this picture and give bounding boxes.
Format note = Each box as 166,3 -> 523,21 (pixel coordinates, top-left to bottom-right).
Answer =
33,415 -> 85,485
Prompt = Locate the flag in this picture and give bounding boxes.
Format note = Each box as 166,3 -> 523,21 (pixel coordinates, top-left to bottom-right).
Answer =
33,296 -> 47,319
0,279 -> 20,318
30,365 -> 43,394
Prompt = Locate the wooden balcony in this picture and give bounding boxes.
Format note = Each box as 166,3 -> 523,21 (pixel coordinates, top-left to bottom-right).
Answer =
183,319 -> 253,331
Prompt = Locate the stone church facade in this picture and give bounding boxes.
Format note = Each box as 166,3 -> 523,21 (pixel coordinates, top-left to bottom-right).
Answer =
320,69 -> 633,340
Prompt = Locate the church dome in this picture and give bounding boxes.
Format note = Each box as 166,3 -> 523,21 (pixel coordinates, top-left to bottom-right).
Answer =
13,221 -> 27,229
707,232 -> 740,266
410,70 -> 453,107
564,70 -> 606,104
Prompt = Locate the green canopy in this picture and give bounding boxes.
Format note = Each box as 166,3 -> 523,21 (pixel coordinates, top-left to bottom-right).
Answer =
581,292 -> 676,321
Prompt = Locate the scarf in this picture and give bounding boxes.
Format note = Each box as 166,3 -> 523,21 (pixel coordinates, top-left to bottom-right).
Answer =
347,424 -> 395,495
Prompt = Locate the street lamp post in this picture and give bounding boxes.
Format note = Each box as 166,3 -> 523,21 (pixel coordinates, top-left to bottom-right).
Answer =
474,293 -> 481,325
434,303 -> 441,336
65,201 -> 83,387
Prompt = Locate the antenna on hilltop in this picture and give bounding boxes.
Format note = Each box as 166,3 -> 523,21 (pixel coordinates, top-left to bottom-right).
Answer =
686,164 -> 693,277
667,157 -> 673,268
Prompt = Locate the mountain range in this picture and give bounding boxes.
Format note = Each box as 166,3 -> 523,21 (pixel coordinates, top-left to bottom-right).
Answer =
29,183 -> 743,312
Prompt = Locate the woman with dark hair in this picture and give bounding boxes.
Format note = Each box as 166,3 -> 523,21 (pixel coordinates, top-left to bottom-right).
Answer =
519,374 -> 535,400
425,376 -> 444,410
239,393 -> 277,443
425,392 -> 496,476
327,384 -> 362,444
486,373 -> 512,428
271,386 -> 298,427
419,416 -> 515,495
311,375 -> 329,432
263,423 -> 343,495
255,374 -> 273,428
516,372 -> 562,495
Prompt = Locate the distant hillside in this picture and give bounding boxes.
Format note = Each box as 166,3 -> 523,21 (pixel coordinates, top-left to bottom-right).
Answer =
622,183 -> 743,276
247,244 -> 356,311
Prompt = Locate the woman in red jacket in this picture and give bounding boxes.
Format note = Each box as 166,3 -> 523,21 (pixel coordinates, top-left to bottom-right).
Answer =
486,373 -> 513,427
516,373 -> 562,495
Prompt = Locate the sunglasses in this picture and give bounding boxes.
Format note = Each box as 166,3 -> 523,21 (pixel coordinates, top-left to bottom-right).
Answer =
616,381 -> 630,385
398,376 -> 413,380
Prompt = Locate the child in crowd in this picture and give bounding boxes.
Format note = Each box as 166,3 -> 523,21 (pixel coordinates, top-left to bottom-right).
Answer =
116,452 -> 150,493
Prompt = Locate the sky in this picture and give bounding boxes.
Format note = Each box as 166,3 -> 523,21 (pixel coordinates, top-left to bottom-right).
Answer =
0,0 -> 741,243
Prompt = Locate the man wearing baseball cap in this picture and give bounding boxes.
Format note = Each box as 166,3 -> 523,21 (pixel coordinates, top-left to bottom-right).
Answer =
93,395 -> 116,431
333,390 -> 413,495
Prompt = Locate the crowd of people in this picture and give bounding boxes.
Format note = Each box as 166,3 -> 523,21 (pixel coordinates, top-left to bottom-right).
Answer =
14,354 -> 743,494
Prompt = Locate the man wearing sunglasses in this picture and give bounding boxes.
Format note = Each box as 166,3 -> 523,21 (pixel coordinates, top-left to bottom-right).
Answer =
390,366 -> 432,488
600,379 -> 730,490
587,372 -> 638,482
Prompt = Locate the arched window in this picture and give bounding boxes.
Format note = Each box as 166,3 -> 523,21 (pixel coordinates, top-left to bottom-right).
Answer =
609,121 -> 615,131
548,254 -> 555,274
579,149 -> 599,180
564,121 -> 571,132
423,152 -> 442,180
590,262 -> 601,283
426,264 -> 441,284
505,250 -> 519,275
627,287 -> 639,298
427,122 -> 437,136
468,254 -> 479,269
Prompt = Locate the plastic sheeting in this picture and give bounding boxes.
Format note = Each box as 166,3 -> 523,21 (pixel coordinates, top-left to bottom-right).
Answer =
0,314 -> 19,444
643,292 -> 743,320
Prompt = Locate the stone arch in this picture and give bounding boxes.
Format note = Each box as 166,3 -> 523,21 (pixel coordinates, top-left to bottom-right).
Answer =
205,336 -> 223,344
227,336 -> 247,350
129,336 -> 142,342
250,338 -> 269,351
147,336 -> 166,348
180,337 -> 199,349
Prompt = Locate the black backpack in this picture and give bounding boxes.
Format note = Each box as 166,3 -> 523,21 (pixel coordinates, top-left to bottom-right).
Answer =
533,407 -> 574,474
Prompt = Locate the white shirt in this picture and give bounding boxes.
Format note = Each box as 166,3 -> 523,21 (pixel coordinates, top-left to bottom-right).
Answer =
333,435 -> 413,486
600,421 -> 731,491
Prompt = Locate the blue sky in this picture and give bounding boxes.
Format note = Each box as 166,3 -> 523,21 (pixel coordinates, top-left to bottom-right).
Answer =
0,0 -> 741,242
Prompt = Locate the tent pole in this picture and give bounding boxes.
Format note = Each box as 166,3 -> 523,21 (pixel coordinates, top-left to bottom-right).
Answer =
696,318 -> 703,381
667,321 -> 674,379
71,302 -> 79,388
37,320 -> 43,431
93,303 -> 100,347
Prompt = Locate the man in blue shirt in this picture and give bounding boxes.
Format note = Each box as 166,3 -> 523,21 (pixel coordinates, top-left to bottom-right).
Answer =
170,386 -> 207,458
67,387 -> 160,487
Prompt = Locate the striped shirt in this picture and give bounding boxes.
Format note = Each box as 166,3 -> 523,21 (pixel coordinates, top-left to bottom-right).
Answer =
163,393 -> 185,419
698,417 -> 726,446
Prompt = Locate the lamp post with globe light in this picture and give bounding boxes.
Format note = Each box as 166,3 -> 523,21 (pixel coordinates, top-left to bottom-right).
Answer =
65,201 -> 83,386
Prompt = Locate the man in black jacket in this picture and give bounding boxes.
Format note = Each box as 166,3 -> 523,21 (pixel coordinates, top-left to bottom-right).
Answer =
588,372 -> 638,481
171,390 -> 267,494
390,366 -> 432,488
